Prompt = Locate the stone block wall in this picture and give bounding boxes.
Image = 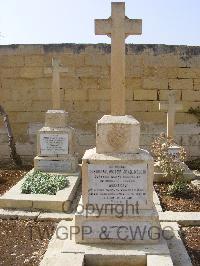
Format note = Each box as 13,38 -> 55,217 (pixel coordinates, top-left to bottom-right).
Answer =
0,43 -> 199,162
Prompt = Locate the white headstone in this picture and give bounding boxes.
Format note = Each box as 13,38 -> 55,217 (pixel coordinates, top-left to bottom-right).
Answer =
40,133 -> 69,156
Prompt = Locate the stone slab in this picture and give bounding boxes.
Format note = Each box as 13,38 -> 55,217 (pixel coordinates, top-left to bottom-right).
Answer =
160,222 -> 193,266
75,209 -> 160,244
0,208 -> 40,220
82,148 -> 154,210
62,221 -> 169,254
37,212 -> 74,221
0,170 -> 80,212
0,209 -> 75,221
37,126 -> 76,157
40,220 -> 172,266
147,254 -> 173,266
153,190 -> 163,212
34,155 -> 78,173
39,133 -> 69,156
96,115 -> 140,154
159,211 -> 200,226
40,253 -> 84,266
87,163 -> 148,206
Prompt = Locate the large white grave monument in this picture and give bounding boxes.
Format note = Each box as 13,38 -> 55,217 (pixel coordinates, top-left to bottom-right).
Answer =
75,2 -> 160,244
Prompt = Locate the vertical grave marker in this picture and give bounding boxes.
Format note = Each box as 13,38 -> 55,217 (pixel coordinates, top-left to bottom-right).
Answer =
45,58 -> 68,110
159,90 -> 183,139
75,2 -> 160,244
95,2 -> 142,115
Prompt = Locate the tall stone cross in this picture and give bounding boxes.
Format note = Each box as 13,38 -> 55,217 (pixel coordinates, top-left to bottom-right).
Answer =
159,91 -> 183,139
45,58 -> 68,110
95,2 -> 142,115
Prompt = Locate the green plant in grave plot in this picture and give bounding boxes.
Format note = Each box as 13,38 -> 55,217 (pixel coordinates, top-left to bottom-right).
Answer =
151,133 -> 190,197
21,171 -> 69,195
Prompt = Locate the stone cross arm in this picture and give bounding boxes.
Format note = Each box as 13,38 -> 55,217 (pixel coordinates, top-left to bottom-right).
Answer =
95,18 -> 142,38
159,102 -> 183,111
44,60 -> 68,75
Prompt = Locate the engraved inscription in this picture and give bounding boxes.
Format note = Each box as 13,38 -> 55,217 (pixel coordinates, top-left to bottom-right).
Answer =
88,164 -> 148,205
40,133 -> 68,155
36,160 -> 71,172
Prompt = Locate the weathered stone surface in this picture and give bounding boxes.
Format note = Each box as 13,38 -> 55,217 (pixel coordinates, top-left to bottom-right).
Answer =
40,220 -> 172,265
160,222 -> 193,266
147,254 -> 173,266
159,211 -> 200,226
96,115 -> 140,154
82,148 -> 154,210
75,198 -> 160,244
34,155 -> 77,173
45,110 -> 68,128
39,132 -> 69,156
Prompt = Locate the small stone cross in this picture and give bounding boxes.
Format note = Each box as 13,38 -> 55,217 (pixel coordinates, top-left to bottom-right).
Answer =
159,91 -> 183,139
45,58 -> 68,109
95,2 -> 142,115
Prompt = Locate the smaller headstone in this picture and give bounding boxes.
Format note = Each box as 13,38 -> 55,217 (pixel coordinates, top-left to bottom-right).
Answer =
155,91 -> 195,182
44,58 -> 68,110
34,59 -> 78,174
34,111 -> 78,173
159,90 -> 182,139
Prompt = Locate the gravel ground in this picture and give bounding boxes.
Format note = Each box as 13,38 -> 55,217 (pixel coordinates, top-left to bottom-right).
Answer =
0,166 -> 31,196
0,219 -> 56,266
180,227 -> 200,266
154,183 -> 200,212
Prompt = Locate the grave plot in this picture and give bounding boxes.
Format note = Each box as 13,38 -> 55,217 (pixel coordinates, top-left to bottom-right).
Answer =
0,58 -> 80,213
154,182 -> 200,212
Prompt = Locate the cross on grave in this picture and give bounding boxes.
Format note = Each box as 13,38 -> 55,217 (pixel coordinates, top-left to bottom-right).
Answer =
95,2 -> 142,116
159,91 -> 183,139
45,58 -> 68,110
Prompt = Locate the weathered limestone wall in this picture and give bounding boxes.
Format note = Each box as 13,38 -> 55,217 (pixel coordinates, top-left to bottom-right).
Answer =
0,44 -> 199,162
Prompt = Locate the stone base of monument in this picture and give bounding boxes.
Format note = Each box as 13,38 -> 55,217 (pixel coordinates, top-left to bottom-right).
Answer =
0,169 -> 80,212
34,155 -> 78,173
75,145 -> 161,244
74,197 -> 160,244
40,220 -> 174,266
